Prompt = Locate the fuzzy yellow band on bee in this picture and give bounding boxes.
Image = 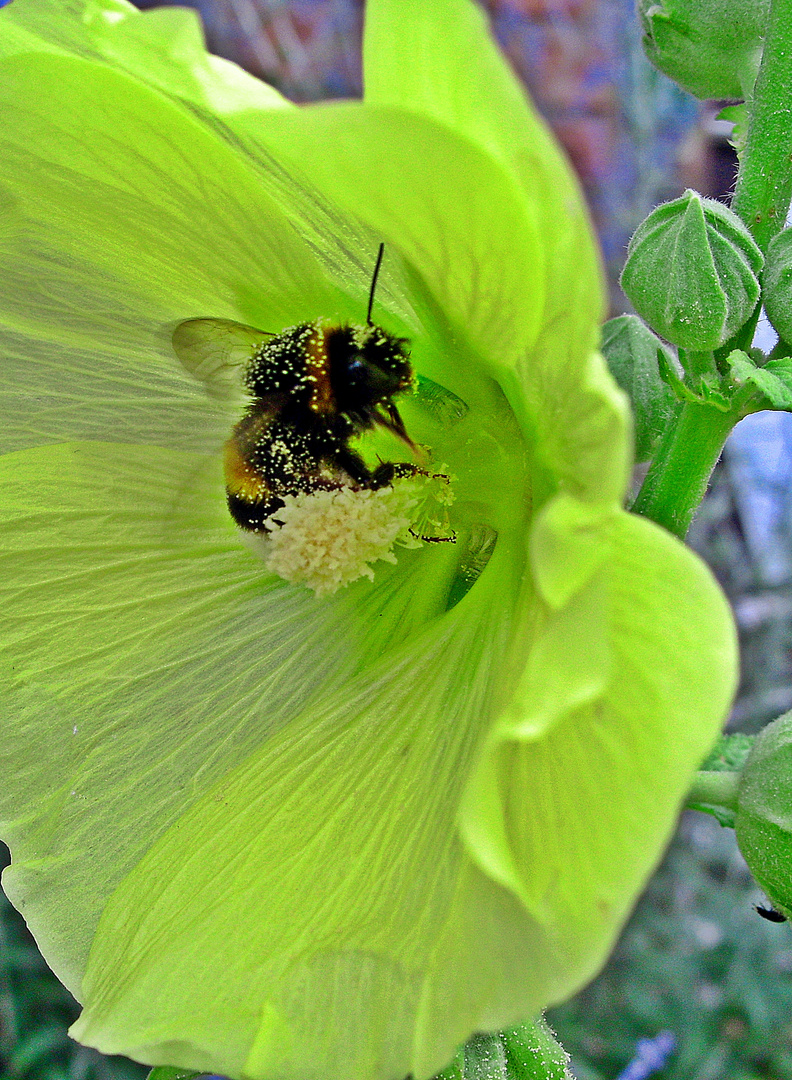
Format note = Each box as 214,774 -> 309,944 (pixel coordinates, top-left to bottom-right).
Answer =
223,428 -> 268,503
304,323 -> 335,415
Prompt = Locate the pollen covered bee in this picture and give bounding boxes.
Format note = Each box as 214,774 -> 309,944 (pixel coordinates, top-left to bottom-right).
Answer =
172,245 -> 445,535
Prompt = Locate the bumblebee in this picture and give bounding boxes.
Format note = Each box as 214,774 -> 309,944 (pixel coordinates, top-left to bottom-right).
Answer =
172,245 -> 427,532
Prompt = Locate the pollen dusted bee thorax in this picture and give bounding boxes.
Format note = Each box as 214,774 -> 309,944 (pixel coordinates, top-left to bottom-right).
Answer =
244,323 -> 329,409
243,320 -> 413,425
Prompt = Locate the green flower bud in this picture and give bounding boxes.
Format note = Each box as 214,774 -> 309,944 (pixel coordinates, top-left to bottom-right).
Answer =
620,190 -> 763,352
762,228 -> 792,345
437,1023 -> 571,1080
735,712 -> 792,919
601,315 -> 678,462
639,0 -> 768,100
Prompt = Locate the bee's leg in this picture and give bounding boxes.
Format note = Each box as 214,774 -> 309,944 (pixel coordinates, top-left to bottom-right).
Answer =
409,528 -> 457,543
375,460 -> 456,486
370,461 -> 396,487
368,461 -> 420,488
331,445 -> 376,487
334,451 -> 447,492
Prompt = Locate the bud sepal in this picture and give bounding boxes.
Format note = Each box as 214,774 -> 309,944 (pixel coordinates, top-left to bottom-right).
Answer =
434,1022 -> 572,1080
762,228 -> 792,346
601,315 -> 679,461
717,104 -> 749,158
655,347 -> 733,410
735,712 -> 792,920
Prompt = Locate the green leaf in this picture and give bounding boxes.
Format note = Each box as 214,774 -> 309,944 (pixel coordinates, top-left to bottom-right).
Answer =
600,315 -> 679,461
765,357 -> 792,387
699,732 -> 755,772
692,803 -> 738,828
727,349 -> 792,408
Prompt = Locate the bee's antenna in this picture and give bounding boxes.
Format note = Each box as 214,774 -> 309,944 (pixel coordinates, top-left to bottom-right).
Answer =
367,242 -> 385,327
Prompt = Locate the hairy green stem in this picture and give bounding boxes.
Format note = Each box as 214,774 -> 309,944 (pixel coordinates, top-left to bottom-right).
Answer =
686,770 -> 741,814
731,0 -> 792,251
630,401 -> 740,538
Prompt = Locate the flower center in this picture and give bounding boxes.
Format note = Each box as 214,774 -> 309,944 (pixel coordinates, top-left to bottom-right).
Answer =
242,473 -> 454,596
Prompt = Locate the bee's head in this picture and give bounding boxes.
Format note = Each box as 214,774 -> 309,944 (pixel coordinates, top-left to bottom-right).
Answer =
328,324 -> 413,410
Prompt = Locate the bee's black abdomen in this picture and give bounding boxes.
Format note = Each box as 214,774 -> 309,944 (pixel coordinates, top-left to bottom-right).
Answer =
226,490 -> 286,532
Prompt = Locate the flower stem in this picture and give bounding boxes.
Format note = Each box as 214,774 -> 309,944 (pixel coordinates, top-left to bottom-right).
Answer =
686,770 -> 741,814
630,400 -> 740,538
731,0 -> 792,252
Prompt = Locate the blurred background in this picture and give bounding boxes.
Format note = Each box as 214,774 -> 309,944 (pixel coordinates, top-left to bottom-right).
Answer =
3,0 -> 792,1077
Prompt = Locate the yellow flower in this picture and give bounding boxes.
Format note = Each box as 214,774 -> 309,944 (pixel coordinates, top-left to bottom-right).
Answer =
0,1 -> 737,1078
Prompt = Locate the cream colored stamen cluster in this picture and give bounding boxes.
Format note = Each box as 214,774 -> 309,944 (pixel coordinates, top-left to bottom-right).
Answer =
245,479 -> 431,597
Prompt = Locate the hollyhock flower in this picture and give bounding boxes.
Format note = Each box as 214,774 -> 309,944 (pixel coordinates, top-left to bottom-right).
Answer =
0,1 -> 737,1078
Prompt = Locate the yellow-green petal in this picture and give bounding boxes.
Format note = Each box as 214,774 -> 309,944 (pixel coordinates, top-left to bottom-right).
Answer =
363,0 -> 624,505
459,504 -> 738,1002
0,441 -> 519,1080
0,443 -> 737,1080
233,102 -> 544,371
0,49 -> 384,453
0,0 -> 289,115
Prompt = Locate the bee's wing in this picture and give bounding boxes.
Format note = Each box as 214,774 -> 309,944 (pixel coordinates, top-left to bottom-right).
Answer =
413,376 -> 469,426
172,318 -> 270,401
